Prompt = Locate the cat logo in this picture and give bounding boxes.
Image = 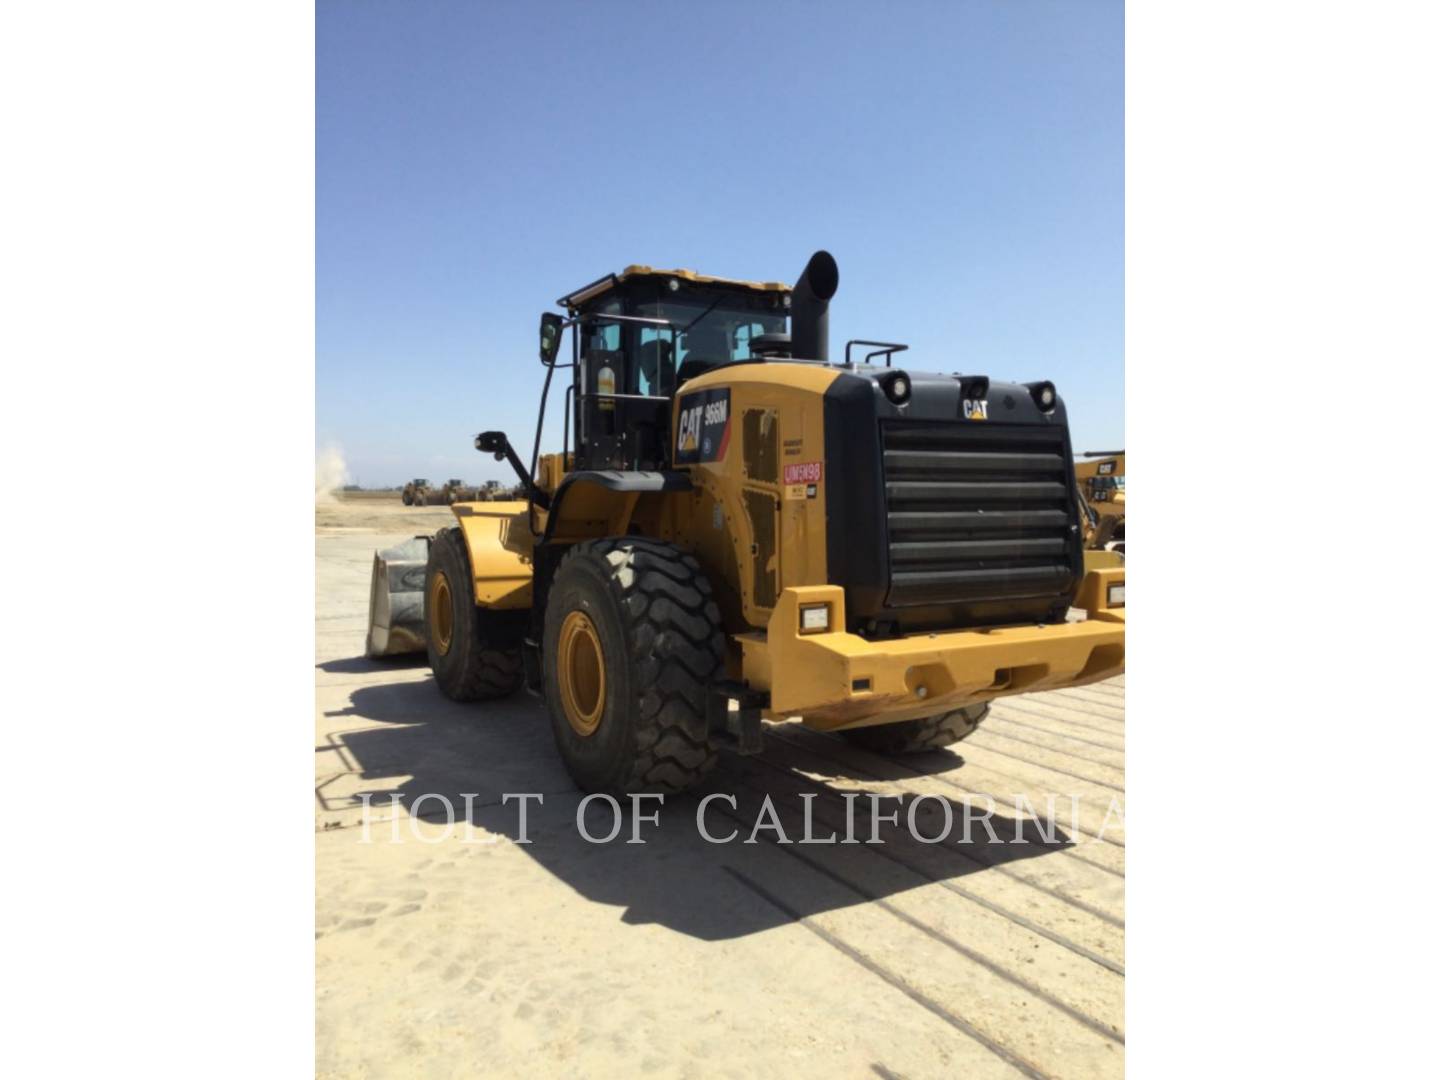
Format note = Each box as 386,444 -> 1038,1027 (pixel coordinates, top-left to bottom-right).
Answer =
962,398 -> 988,421
674,388 -> 731,464
677,408 -> 701,453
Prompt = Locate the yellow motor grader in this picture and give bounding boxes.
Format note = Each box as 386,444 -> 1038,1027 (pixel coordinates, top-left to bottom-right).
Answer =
367,252 -> 1124,795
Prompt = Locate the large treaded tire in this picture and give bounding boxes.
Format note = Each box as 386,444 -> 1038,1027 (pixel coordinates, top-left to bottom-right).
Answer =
543,537 -> 724,796
838,702 -> 991,755
424,527 -> 524,701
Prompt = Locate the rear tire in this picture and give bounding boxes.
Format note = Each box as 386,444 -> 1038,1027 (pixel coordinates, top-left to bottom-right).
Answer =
543,538 -> 724,795
838,702 -> 991,754
424,527 -> 523,701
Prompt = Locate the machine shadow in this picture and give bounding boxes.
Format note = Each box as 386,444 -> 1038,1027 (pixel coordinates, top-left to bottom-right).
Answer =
318,655 -> 427,675
320,668 -> 1074,943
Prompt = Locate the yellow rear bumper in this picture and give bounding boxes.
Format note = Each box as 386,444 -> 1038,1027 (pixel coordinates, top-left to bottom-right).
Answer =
737,569 -> 1125,730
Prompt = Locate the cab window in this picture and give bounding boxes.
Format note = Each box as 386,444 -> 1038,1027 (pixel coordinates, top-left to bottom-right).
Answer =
584,299 -> 622,354
635,326 -> 675,396
635,297 -> 785,377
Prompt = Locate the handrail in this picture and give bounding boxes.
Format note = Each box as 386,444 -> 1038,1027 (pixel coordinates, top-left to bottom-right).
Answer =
844,339 -> 910,367
561,382 -> 574,466
582,392 -> 672,402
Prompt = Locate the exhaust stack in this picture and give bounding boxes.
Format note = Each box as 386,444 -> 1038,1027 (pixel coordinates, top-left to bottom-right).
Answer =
791,250 -> 839,362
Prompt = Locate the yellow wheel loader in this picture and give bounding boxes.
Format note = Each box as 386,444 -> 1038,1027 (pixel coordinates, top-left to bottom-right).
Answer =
441,479 -> 474,505
1075,451 -> 1125,557
367,251 -> 1125,796
400,478 -> 433,506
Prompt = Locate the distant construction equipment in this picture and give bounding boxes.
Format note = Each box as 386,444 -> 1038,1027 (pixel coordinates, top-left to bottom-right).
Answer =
1075,451 -> 1125,556
402,477 -> 524,505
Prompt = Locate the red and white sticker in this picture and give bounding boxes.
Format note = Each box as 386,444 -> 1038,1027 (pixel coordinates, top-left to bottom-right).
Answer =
783,461 -> 823,485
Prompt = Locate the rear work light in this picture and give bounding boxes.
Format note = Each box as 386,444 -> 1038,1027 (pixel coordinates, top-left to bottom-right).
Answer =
1107,583 -> 1125,608
880,370 -> 911,405
799,603 -> 831,633
1026,380 -> 1057,412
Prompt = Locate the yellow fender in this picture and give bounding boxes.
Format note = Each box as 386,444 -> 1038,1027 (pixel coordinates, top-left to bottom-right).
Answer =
449,501 -> 534,609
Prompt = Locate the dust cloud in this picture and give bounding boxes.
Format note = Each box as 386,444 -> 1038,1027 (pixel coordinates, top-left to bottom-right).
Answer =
315,445 -> 350,504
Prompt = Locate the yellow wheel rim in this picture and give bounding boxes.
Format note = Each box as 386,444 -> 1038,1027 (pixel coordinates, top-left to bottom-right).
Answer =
428,570 -> 454,656
557,610 -> 605,737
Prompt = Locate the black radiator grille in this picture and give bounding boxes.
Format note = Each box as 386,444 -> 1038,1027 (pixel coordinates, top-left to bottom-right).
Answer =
881,421 -> 1078,609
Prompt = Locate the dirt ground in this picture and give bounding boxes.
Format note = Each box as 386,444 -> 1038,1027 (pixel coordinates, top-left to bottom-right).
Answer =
316,495 -> 1125,1079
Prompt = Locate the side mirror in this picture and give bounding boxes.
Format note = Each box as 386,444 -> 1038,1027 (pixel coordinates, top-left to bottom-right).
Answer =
539,312 -> 564,366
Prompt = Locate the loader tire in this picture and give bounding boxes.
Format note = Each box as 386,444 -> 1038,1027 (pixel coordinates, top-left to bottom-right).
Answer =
402,492 -> 413,506
838,702 -> 991,755
543,538 -> 724,796
424,526 -> 523,701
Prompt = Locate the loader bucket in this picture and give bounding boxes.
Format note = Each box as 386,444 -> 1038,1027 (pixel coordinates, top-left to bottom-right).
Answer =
365,535 -> 432,658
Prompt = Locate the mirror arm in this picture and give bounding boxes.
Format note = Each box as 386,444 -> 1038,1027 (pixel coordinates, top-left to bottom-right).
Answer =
474,429 -> 549,512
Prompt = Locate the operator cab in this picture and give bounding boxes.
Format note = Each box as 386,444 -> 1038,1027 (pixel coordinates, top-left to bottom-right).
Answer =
555,267 -> 791,471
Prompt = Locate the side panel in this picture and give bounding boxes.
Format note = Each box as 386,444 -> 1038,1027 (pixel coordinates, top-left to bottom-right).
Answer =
668,364 -> 839,629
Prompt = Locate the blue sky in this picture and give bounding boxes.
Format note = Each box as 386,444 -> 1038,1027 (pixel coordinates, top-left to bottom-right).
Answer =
317,0 -> 1123,486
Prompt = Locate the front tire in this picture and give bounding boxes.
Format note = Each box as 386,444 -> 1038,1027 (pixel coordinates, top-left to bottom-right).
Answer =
838,702 -> 991,754
543,538 -> 724,795
424,527 -> 523,701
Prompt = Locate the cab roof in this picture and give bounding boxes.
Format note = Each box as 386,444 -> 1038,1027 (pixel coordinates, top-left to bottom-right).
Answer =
557,265 -> 791,310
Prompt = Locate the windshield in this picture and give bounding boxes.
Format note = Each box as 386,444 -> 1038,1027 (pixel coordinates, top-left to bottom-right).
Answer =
633,297 -> 786,395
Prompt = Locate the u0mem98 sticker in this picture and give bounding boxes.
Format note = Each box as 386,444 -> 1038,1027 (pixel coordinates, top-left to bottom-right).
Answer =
783,461 -> 822,500
783,461 -> 822,485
